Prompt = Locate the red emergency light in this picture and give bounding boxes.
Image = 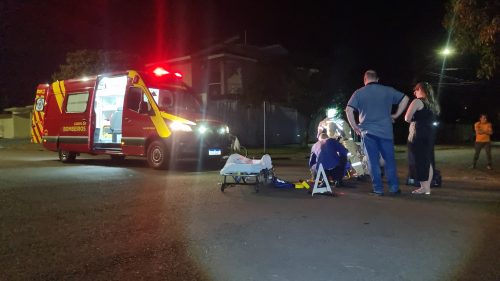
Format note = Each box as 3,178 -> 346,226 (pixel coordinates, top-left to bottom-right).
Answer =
153,67 -> 169,76
152,67 -> 183,79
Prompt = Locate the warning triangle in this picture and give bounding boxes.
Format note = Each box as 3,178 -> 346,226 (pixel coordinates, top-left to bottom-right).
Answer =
311,163 -> 333,196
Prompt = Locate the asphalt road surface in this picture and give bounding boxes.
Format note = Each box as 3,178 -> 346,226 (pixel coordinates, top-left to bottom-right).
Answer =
0,141 -> 499,281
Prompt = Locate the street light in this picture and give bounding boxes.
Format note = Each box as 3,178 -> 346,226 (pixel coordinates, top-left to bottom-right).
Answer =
439,47 -> 454,57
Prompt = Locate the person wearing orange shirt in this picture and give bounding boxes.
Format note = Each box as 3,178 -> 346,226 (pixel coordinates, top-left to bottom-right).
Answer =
472,114 -> 493,170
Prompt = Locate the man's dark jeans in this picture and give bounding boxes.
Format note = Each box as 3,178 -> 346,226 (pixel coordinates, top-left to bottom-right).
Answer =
473,142 -> 492,166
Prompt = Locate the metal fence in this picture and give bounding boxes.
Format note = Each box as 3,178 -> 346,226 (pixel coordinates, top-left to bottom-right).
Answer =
206,101 -> 308,147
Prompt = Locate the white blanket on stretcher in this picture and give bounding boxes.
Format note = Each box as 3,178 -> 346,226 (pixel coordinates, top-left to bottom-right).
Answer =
220,154 -> 272,175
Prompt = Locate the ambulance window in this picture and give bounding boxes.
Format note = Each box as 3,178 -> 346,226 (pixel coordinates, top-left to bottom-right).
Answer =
141,93 -> 151,113
66,92 -> 89,113
158,90 -> 174,110
126,87 -> 151,113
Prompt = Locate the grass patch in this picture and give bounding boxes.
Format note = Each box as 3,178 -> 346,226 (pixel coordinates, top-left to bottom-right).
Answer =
245,144 -> 310,158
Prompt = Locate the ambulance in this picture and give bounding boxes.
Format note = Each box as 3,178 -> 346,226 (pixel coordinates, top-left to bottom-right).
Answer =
31,67 -> 233,169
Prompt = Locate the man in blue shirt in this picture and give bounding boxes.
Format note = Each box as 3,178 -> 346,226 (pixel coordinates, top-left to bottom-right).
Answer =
345,70 -> 409,196
309,133 -> 348,185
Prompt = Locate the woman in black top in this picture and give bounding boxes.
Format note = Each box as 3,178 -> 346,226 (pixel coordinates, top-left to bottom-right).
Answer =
404,82 -> 440,195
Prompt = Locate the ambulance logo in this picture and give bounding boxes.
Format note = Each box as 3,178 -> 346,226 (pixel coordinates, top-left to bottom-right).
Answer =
35,98 -> 45,111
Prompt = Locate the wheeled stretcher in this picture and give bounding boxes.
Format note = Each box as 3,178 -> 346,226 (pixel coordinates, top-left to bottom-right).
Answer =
219,154 -> 274,192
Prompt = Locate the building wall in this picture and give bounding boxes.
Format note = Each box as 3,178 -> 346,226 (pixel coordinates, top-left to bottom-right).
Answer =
0,116 -> 14,138
0,112 -> 31,139
13,114 -> 31,138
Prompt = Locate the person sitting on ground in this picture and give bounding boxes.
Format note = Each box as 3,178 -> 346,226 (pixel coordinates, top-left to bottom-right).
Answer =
309,133 -> 348,186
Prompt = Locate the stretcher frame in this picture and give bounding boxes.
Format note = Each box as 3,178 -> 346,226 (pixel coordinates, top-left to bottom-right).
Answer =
220,168 -> 274,193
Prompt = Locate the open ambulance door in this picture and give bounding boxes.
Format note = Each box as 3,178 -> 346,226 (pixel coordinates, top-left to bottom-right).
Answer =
92,75 -> 127,150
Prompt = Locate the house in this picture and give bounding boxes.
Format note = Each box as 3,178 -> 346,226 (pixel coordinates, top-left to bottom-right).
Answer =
149,42 -> 308,146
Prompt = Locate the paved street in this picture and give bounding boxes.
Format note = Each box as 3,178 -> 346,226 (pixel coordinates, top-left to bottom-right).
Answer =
0,140 -> 499,281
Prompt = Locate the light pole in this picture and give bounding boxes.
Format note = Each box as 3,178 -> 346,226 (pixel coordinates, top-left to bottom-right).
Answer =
437,46 -> 454,99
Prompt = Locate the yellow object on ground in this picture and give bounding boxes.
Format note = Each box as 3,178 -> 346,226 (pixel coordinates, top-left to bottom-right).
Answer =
294,181 -> 310,189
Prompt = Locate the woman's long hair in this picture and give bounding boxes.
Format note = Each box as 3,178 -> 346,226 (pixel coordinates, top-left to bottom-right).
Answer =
415,82 -> 440,115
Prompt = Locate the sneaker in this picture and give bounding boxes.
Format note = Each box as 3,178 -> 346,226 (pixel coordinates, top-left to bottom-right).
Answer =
369,191 -> 384,196
389,189 -> 402,196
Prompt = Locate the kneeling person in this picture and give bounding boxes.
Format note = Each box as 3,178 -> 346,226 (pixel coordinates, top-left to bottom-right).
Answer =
309,133 -> 348,185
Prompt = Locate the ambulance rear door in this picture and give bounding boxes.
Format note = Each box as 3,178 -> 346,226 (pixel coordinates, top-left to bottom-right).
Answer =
56,80 -> 95,154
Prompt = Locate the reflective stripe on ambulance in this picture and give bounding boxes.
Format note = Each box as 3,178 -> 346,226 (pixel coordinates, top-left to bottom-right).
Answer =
52,81 -> 66,113
31,87 -> 47,143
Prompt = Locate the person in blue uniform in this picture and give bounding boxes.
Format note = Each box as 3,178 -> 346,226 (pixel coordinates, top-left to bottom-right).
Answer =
309,133 -> 348,185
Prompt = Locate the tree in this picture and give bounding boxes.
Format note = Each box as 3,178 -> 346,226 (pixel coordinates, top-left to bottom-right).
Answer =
444,0 -> 500,79
242,58 -> 334,147
52,50 -> 140,81
285,67 -> 338,147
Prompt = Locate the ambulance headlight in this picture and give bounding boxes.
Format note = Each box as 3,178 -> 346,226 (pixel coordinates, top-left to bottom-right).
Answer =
198,125 -> 208,134
169,121 -> 192,132
218,126 -> 229,135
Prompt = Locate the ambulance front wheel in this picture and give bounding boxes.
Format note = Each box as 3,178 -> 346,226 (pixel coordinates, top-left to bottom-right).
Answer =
147,140 -> 169,170
59,150 -> 76,163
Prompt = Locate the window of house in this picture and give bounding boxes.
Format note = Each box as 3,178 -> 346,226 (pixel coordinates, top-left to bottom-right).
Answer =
208,65 -> 221,84
66,92 -> 89,113
204,60 -> 223,97
226,62 -> 243,95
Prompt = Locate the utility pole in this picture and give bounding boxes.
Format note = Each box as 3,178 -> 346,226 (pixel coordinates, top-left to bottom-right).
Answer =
263,100 -> 266,154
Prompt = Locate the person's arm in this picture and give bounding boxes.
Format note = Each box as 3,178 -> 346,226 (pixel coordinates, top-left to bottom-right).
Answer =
486,123 -> 493,135
392,95 -> 409,120
474,122 -> 482,134
345,106 -> 361,135
309,143 -> 318,167
404,99 -> 423,123
309,152 -> 316,168
337,141 -> 348,157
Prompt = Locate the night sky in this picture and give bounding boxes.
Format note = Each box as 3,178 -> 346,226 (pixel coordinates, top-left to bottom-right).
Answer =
1,0 -> 497,123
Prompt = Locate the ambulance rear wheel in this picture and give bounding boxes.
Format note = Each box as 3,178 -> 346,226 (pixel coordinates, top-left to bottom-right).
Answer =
59,150 -> 76,163
147,140 -> 169,170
